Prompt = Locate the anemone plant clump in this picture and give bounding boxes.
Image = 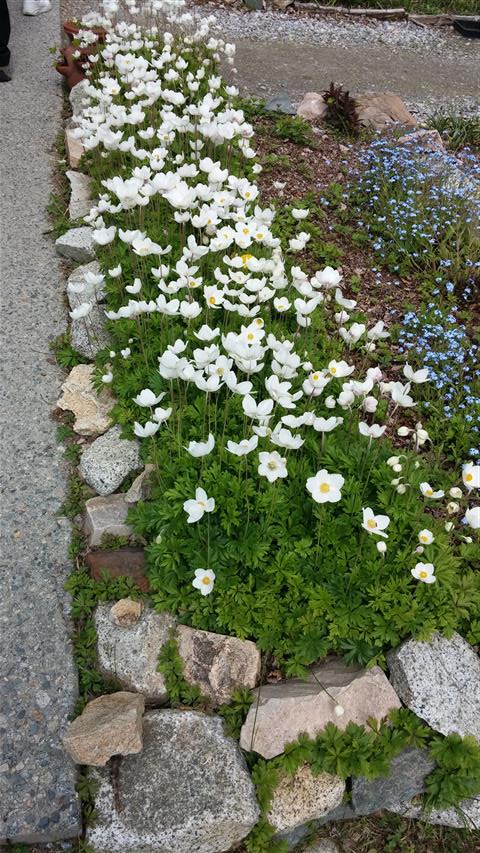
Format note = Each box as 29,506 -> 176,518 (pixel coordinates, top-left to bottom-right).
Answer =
68,0 -> 480,675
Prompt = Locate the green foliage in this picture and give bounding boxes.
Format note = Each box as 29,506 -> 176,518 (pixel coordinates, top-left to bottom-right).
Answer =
65,567 -> 145,709
245,710 -> 480,851
59,474 -> 92,519
272,116 -> 316,147
317,0 -> 478,10
76,769 -> 99,825
425,734 -> 480,811
157,633 -> 208,708
428,112 -> 480,152
50,332 -> 86,369
218,686 -> 254,739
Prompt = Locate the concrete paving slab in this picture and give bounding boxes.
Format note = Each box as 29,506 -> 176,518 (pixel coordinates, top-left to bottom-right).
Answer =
0,0 -> 81,844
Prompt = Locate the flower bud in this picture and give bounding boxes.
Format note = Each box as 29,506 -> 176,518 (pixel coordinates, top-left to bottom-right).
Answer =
415,546 -> 424,554
387,456 -> 400,467
393,464 -> 402,473
449,487 -> 462,499
334,704 -> 345,717
376,541 -> 387,555
447,502 -> 460,515
397,426 -> 410,437
396,484 -> 407,494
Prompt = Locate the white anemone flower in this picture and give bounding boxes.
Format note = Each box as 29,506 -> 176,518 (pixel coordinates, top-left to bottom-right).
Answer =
362,507 -> 390,538
420,482 -> 445,500
462,463 -> 480,492
226,435 -> 258,456
101,371 -> 113,384
270,426 -> 304,450
134,420 -> 160,438
186,434 -> 215,458
258,451 -> 288,483
411,562 -> 436,584
358,422 -> 386,439
242,395 -> 274,420
418,529 -> 434,545
328,360 -> 354,378
291,208 -> 309,220
464,506 -> 480,529
69,303 -> 92,320
403,364 -> 429,384
192,568 -> 215,596
183,487 -> 215,524
306,470 -> 344,504
92,225 -> 116,245
153,407 -> 172,424
194,325 -> 220,341
134,389 -> 165,407
313,416 -> 343,433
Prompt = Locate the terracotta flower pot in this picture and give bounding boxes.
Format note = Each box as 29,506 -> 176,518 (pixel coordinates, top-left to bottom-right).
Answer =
55,45 -> 87,90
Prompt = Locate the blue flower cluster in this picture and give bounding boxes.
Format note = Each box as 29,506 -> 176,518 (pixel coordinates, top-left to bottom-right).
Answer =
399,305 -> 480,458
353,139 -> 480,298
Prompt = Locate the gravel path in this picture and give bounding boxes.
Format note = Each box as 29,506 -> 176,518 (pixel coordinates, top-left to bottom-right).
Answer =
196,5 -> 480,118
0,0 -> 81,844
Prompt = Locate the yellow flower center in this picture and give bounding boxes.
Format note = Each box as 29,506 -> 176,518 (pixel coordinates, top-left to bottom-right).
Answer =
267,461 -> 278,471
425,488 -> 433,496
465,473 -> 473,482
419,571 -> 428,579
245,191 -> 251,199
257,233 -> 264,239
320,483 -> 330,494
420,534 -> 428,542
367,519 -> 377,529
207,218 -> 212,225
312,373 -> 319,381
242,227 -> 249,236
247,333 -> 254,341
202,576 -> 211,585
217,367 -> 224,376
209,296 -> 216,305
198,501 -> 205,507
330,367 -> 337,374
241,252 -> 253,266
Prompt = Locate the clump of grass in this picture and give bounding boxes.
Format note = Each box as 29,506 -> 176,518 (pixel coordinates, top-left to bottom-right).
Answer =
428,112 -> 480,152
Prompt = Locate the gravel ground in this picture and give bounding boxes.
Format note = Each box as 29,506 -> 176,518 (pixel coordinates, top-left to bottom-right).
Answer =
193,3 -> 479,58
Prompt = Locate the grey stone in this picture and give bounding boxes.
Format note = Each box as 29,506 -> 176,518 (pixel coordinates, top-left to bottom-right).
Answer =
352,747 -> 435,815
55,226 -> 95,263
66,170 -> 92,220
57,363 -> 113,437
268,765 -> 344,832
176,624 -> 261,704
86,710 -> 260,852
390,797 -> 480,830
277,802 -> 354,850
240,657 -> 401,758
65,126 -> 84,169
265,92 -> 296,115
0,4 -> 81,841
297,92 -> 328,120
124,464 -> 156,504
71,304 -> 110,360
94,605 -> 176,701
397,128 -> 444,151
69,79 -> 90,116
68,264 -> 109,358
83,494 -> 133,548
79,426 -> 142,496
63,692 -> 145,766
387,632 -> 480,741
66,261 -> 106,311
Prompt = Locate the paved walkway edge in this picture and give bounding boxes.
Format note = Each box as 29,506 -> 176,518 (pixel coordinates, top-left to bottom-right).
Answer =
0,1 -> 81,843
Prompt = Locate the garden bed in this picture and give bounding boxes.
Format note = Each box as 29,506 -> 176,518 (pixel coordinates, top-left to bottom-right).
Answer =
46,4 -> 480,852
